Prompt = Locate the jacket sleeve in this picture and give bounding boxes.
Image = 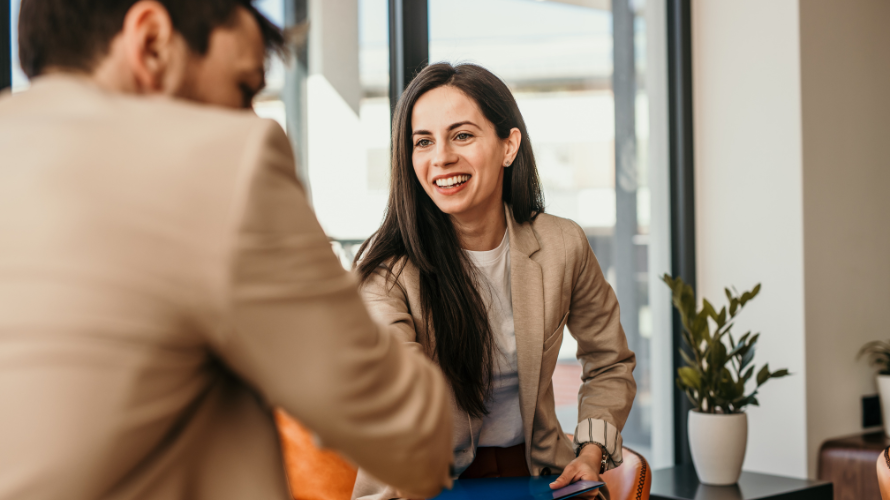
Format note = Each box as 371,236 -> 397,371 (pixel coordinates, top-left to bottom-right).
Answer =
358,264 -> 428,355
563,220 -> 637,470
350,262 -> 433,500
214,120 -> 453,498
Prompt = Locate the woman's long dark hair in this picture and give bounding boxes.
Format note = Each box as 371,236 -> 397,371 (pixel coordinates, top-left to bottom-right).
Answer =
355,63 -> 545,418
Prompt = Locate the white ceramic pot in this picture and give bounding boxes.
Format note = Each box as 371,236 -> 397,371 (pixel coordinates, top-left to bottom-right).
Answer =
688,410 -> 748,486
877,375 -> 890,438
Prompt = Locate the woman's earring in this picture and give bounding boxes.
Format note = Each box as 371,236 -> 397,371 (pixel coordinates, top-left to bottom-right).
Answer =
505,161 -> 512,167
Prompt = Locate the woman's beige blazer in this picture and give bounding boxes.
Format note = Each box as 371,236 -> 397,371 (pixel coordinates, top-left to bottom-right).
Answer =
352,209 -> 637,500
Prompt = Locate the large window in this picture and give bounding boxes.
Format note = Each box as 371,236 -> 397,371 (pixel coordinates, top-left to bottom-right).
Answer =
255,0 -> 674,465
426,0 -> 672,465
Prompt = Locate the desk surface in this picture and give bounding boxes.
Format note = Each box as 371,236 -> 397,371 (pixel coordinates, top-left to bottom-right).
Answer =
650,466 -> 832,500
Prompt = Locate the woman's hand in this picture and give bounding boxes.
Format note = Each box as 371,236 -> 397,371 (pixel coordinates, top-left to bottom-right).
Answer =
549,443 -> 604,491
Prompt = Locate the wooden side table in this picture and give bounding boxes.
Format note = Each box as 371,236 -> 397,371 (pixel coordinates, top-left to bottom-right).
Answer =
818,430 -> 888,500
650,466 -> 832,500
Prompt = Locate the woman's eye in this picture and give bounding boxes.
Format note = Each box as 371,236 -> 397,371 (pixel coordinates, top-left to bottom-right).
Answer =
415,139 -> 432,148
455,132 -> 473,141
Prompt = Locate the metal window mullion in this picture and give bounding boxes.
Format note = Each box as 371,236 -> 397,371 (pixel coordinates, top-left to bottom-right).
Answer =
667,0 -> 696,467
2,0 -> 12,91
388,0 -> 428,115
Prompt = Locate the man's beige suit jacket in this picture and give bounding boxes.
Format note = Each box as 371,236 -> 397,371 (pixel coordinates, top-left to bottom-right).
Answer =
0,76 -> 452,500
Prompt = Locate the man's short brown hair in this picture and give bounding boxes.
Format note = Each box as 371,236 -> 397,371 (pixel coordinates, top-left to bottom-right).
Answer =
18,0 -> 286,78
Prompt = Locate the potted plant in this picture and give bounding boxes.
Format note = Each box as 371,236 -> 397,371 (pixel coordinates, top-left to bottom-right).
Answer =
662,274 -> 790,485
856,340 -> 890,437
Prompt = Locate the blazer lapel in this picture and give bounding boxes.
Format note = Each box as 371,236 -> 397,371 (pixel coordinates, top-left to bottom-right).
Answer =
506,208 -> 544,450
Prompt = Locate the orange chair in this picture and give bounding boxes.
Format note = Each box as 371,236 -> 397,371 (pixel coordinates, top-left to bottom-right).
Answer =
276,421 -> 651,500
276,410 -> 357,500
601,447 -> 651,500
878,446 -> 890,500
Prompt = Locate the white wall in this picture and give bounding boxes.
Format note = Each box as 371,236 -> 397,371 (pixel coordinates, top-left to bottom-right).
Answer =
692,0 -> 890,479
691,0 -> 809,478
799,0 -> 890,479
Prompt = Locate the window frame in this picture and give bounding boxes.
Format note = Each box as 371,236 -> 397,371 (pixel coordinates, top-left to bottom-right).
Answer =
390,0 -> 699,467
2,0 -> 11,91
667,0 -> 696,467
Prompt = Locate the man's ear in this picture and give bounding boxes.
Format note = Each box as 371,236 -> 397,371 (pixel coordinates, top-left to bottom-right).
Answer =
120,1 -> 181,93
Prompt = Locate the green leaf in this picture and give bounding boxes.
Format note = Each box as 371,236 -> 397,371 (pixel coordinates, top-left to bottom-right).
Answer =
740,291 -> 752,306
727,341 -> 746,358
729,298 -> 739,317
740,347 -> 755,371
770,369 -> 791,379
702,299 -> 717,320
692,313 -> 709,343
751,283 -> 762,299
748,333 -> 760,349
709,340 -> 728,372
717,307 -> 727,327
680,349 -> 696,368
741,366 -> 755,382
678,367 -> 702,390
756,364 -> 771,386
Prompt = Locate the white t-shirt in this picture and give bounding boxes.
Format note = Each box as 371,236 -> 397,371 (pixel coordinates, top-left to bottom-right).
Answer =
465,230 -> 524,448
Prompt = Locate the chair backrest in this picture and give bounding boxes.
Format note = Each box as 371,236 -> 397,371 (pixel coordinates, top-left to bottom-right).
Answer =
601,447 -> 651,500
276,410 -> 357,500
878,446 -> 890,500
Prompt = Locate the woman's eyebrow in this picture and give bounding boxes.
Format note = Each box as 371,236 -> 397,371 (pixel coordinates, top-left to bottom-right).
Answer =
448,121 -> 479,130
412,121 -> 480,136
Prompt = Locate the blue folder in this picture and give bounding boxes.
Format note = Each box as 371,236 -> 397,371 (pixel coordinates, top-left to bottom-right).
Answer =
430,477 -> 603,500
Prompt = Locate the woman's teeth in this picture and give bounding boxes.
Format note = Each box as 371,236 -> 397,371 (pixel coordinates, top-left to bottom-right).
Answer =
435,175 -> 470,188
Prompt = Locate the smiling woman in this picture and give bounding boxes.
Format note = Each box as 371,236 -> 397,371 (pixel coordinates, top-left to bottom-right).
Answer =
351,63 -> 636,500
410,84 -> 523,250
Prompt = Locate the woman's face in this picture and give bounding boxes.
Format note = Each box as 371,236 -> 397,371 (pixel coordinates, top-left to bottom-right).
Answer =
411,86 -> 520,222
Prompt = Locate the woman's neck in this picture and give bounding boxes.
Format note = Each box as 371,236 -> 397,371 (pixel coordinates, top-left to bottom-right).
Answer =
452,202 -> 508,252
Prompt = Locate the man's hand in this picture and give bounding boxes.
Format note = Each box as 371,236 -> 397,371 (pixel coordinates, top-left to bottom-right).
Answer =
549,443 -> 603,491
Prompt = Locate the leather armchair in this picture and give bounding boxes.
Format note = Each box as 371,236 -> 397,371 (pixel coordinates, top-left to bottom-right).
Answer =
878,446 -> 890,500
601,447 -> 651,500
276,410 -> 358,500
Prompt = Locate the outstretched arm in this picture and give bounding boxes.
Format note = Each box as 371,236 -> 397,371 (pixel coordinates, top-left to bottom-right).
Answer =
215,120 -> 453,498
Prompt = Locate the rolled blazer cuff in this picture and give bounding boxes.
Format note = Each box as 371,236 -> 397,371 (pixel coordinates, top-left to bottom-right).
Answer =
572,418 -> 624,471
